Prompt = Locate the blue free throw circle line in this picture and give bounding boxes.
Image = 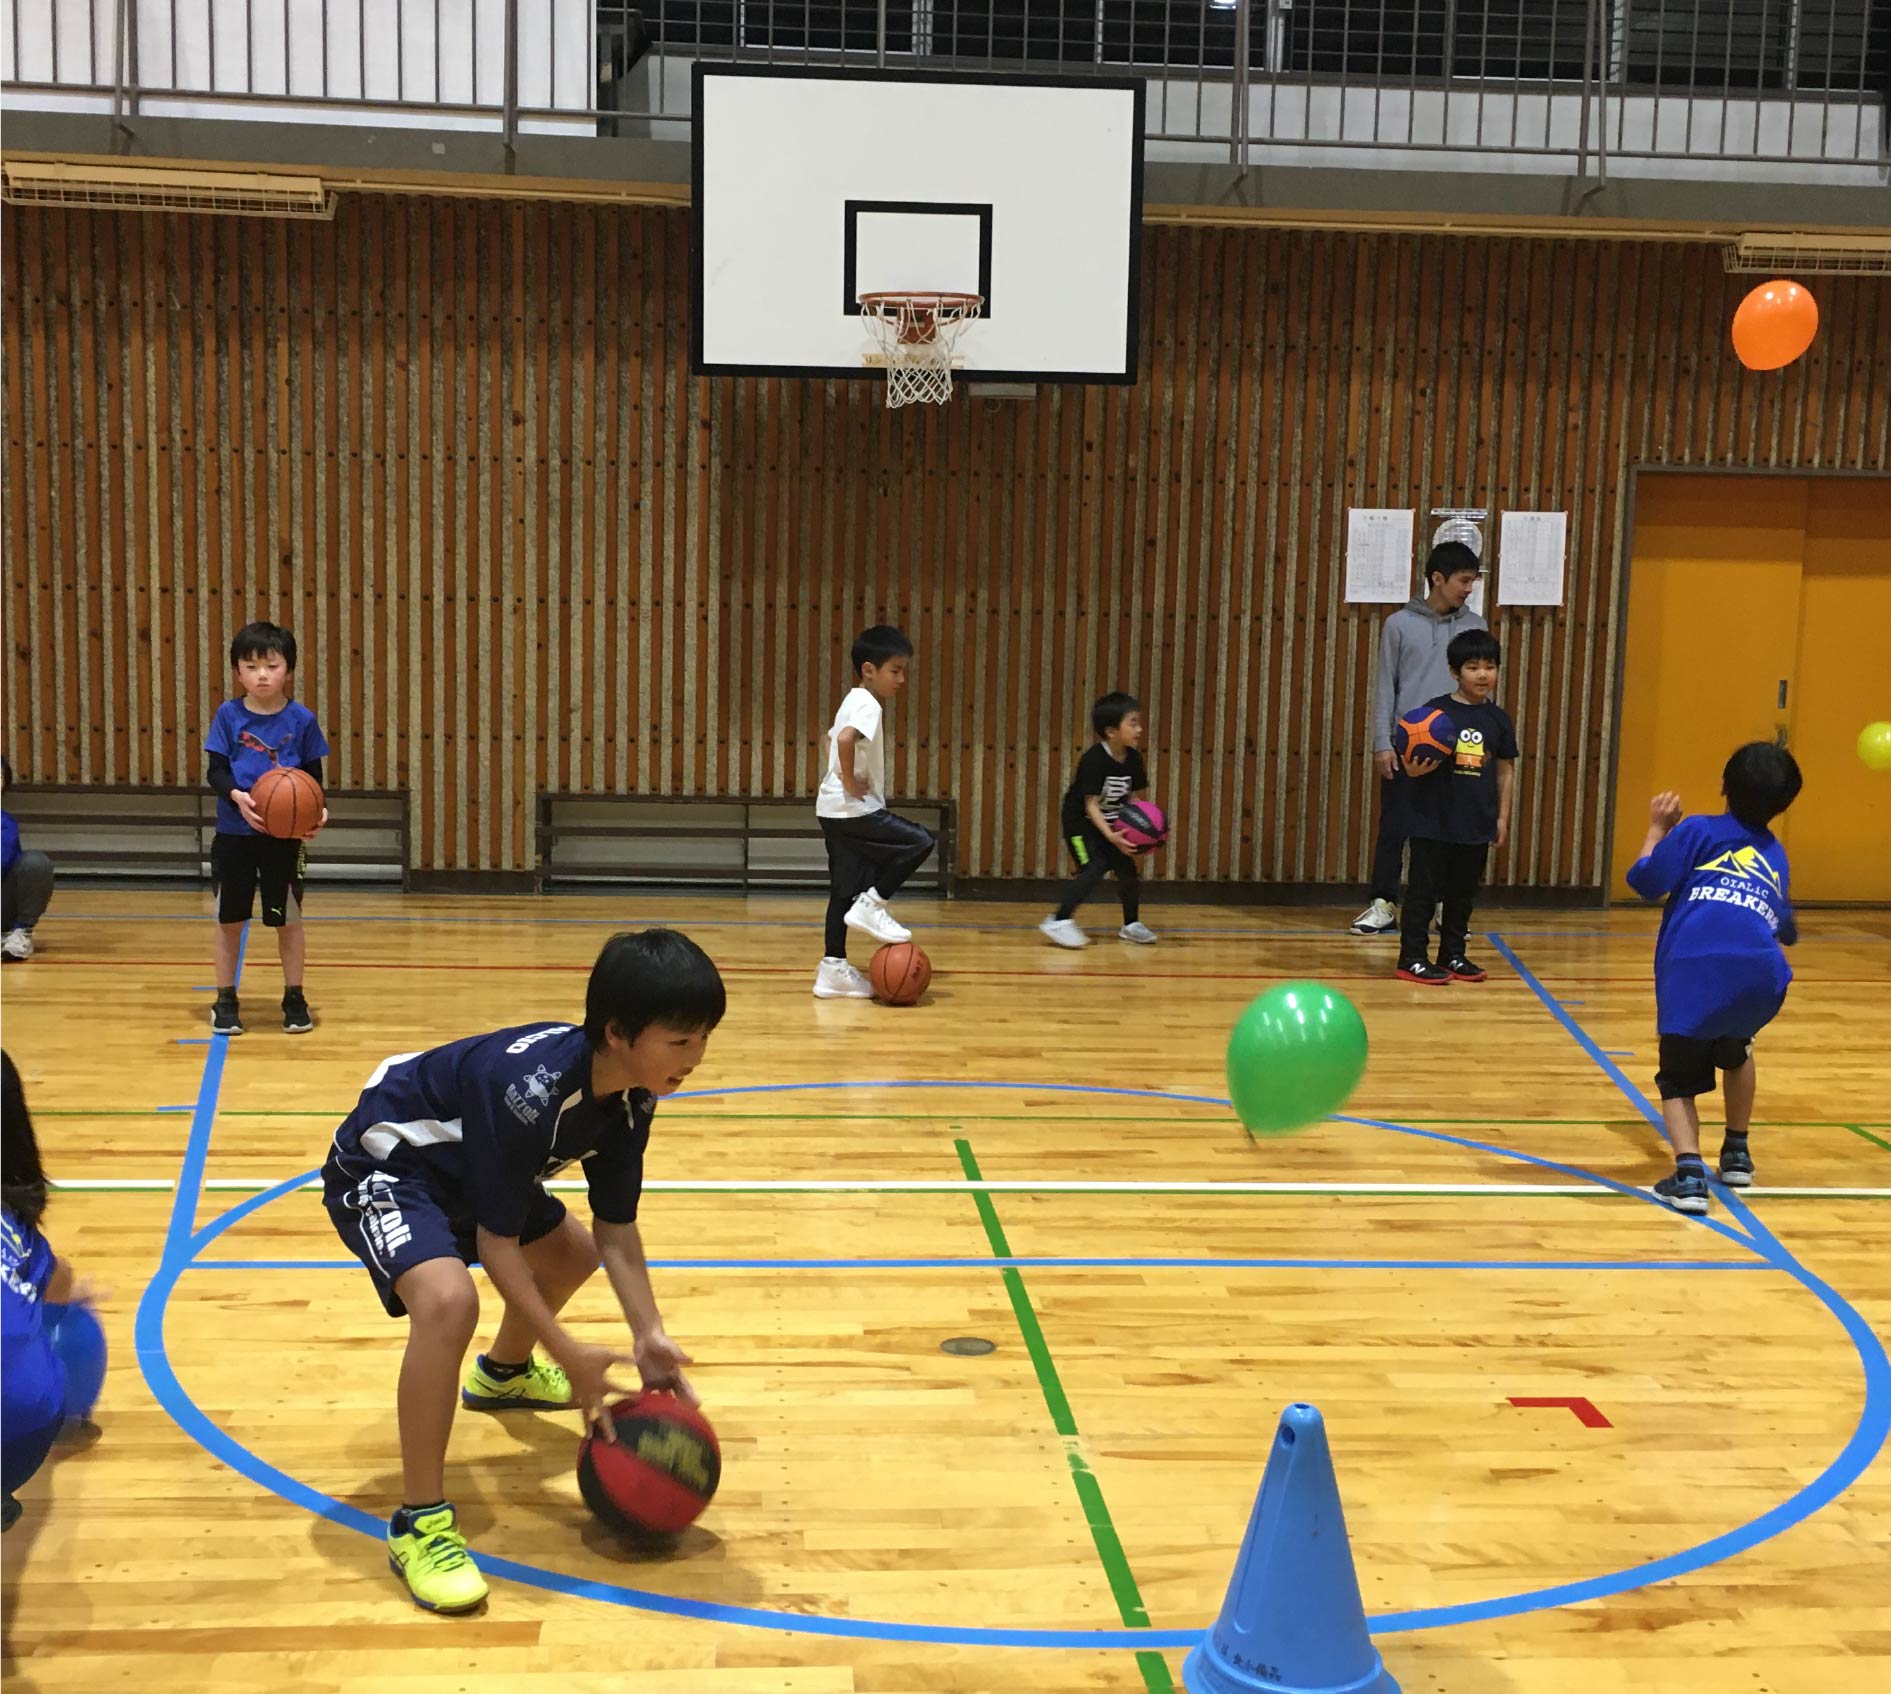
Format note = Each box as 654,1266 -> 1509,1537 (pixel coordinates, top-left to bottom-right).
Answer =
141,1079 -> 1888,1649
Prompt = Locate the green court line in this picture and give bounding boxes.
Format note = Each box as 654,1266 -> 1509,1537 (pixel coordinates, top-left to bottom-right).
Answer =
1844,1124 -> 1891,1155
953,1135 -> 1165,1687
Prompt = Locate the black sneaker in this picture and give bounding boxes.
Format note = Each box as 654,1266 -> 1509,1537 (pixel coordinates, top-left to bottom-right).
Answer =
1397,959 -> 1453,986
211,993 -> 244,1036
1653,1168 -> 1711,1215
282,990 -> 314,1035
1717,1142 -> 1755,1188
1442,955 -> 1488,983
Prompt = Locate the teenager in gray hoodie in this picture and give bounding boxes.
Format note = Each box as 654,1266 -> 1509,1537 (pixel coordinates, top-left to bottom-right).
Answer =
1351,541 -> 1486,935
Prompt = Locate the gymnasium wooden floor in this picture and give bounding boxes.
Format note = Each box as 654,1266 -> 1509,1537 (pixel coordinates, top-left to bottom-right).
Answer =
2,888 -> 1886,1694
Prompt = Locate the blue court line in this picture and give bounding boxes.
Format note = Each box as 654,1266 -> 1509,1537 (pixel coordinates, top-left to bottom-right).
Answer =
142,1076 -> 1889,1648
184,1253 -> 1769,1274
156,1105 -> 196,1114
173,1037 -> 212,1046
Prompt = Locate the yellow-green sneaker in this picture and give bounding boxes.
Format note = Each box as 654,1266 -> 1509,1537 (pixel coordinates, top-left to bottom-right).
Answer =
387,1505 -> 488,1613
460,1353 -> 575,1412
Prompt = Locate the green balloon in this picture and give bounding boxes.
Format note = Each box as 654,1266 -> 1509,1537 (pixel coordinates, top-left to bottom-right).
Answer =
1226,981 -> 1369,1137
1859,721 -> 1891,773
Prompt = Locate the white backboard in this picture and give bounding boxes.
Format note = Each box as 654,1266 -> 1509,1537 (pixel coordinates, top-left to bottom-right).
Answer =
692,64 -> 1144,384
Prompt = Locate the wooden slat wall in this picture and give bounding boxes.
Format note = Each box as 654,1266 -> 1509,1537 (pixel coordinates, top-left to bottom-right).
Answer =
5,200 -> 1888,883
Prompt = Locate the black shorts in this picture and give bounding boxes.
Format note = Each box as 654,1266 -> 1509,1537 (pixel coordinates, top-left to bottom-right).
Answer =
322,1155 -> 569,1318
1655,1033 -> 1756,1101
1064,824 -> 1136,875
211,831 -> 307,927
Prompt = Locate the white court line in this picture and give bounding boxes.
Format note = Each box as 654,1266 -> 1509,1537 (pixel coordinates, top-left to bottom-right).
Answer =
49,1178 -> 1891,1198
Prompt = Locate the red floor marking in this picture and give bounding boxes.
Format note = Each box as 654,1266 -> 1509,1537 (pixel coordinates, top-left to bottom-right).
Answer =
1508,1395 -> 1612,1428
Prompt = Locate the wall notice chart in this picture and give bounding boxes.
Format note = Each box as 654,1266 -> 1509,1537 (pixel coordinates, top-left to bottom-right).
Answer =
1498,511 -> 1568,606
1344,509 -> 1416,603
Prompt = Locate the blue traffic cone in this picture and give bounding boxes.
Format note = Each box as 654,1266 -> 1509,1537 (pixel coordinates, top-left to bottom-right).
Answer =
1183,1403 -> 1399,1694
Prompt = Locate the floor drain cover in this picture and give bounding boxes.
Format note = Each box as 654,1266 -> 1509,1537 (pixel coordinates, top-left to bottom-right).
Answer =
940,1336 -> 997,1356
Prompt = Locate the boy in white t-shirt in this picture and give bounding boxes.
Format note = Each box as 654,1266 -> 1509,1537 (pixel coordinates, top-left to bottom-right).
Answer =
812,625 -> 936,999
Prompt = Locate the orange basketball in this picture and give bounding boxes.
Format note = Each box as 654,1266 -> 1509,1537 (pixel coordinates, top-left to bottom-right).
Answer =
868,942 -> 931,1006
251,765 -> 324,838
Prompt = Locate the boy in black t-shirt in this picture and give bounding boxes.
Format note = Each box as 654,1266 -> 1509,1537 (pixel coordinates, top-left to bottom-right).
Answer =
1397,630 -> 1518,985
1041,692 -> 1156,949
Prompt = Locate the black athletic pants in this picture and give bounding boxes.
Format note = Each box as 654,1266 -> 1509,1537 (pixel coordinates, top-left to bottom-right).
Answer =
1368,771 -> 1410,905
819,811 -> 936,958
1054,826 -> 1140,925
1399,837 -> 1488,966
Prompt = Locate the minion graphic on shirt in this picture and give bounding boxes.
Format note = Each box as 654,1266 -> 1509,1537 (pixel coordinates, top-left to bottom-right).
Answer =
1453,727 -> 1488,774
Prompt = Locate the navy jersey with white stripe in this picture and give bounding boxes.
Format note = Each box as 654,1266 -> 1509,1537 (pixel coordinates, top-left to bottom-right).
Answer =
327,1023 -> 653,1236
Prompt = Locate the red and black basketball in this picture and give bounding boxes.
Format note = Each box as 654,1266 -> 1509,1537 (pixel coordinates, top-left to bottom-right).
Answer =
869,941 -> 932,1006
251,765 -> 325,838
577,1390 -> 721,1540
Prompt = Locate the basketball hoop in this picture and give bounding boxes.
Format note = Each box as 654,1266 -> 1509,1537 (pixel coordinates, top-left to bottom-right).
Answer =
858,292 -> 984,408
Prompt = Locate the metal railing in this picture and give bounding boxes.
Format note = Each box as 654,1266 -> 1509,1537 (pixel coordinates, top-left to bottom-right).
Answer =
3,3 -> 1884,168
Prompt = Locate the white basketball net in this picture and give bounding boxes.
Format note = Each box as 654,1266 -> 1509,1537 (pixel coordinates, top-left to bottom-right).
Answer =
859,293 -> 984,409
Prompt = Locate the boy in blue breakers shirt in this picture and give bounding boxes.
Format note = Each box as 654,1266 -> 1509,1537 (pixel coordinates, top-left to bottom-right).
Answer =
1627,743 -> 1802,1216
321,928 -> 723,1613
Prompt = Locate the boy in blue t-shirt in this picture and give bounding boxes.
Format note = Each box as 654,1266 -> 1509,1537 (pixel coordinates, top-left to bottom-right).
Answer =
1626,742 -> 1802,1215
320,929 -> 724,1613
205,622 -> 329,1036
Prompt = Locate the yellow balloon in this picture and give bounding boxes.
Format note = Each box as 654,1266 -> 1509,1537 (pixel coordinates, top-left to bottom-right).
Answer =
1859,722 -> 1891,772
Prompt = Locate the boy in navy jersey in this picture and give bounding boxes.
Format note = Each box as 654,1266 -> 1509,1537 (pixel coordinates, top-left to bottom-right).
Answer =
321,929 -> 725,1612
1395,630 -> 1518,985
205,621 -> 329,1035
1627,743 -> 1802,1215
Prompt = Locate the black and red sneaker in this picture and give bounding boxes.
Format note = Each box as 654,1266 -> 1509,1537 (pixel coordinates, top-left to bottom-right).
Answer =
1442,956 -> 1488,983
1397,959 -> 1453,986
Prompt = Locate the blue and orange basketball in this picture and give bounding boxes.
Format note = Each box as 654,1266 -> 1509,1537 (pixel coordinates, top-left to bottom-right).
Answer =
1393,707 -> 1456,773
1117,799 -> 1169,852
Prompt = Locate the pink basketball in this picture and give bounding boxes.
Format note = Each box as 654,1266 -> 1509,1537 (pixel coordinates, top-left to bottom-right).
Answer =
1116,800 -> 1169,853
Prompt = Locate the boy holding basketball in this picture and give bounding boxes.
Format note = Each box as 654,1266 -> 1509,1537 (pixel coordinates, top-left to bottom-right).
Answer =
1627,743 -> 1801,1215
204,621 -> 328,1035
1395,629 -> 1516,985
1041,692 -> 1156,948
812,624 -> 936,999
321,928 -> 724,1612
1353,541 -> 1486,936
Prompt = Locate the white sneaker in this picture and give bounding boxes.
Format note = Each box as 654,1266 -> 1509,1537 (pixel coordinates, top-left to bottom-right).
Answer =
812,958 -> 874,999
844,892 -> 911,945
1349,899 -> 1397,936
1,928 -> 33,960
1039,916 -> 1088,949
1118,922 -> 1158,945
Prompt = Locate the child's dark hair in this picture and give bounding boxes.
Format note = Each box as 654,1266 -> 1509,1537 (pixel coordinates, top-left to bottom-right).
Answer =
1091,692 -> 1142,737
1424,541 -> 1481,588
851,625 -> 914,676
231,620 -> 297,672
584,929 -> 727,1049
1722,742 -> 1803,831
2,1051 -> 49,1232
1447,628 -> 1501,670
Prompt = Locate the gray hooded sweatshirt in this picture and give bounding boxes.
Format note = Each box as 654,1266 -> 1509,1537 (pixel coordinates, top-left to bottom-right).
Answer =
1372,596 -> 1489,753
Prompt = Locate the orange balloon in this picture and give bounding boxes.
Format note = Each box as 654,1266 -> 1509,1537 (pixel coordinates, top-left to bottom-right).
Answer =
1731,279 -> 1819,371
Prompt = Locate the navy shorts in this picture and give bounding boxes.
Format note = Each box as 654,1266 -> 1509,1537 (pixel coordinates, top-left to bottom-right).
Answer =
1655,1033 -> 1755,1101
322,1157 -> 568,1318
